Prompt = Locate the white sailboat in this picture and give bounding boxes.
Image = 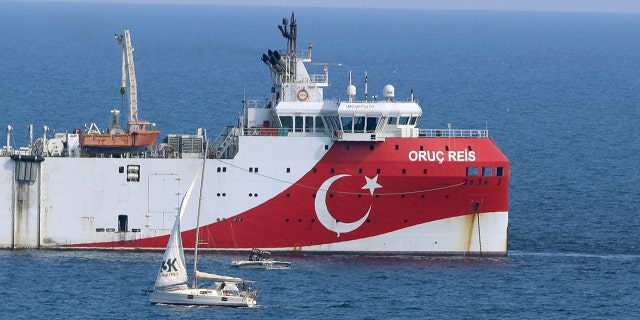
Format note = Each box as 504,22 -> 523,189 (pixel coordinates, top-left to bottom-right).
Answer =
150,158 -> 257,307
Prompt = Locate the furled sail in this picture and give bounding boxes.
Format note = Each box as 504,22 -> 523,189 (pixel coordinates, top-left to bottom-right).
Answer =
194,270 -> 243,283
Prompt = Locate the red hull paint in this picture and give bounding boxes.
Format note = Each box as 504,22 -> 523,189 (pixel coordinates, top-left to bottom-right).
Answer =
69,137 -> 509,249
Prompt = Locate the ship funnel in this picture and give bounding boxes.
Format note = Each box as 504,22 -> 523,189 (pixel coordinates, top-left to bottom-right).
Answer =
269,55 -> 284,72
261,54 -> 271,66
272,50 -> 286,68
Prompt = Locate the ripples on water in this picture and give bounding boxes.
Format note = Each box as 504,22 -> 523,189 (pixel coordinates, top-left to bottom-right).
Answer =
1,2 -> 639,319
2,251 -> 638,319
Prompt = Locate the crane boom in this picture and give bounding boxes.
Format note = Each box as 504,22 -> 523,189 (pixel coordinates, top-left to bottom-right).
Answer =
115,30 -> 138,122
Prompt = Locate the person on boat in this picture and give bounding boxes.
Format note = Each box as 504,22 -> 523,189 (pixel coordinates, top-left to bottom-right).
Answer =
249,248 -> 266,261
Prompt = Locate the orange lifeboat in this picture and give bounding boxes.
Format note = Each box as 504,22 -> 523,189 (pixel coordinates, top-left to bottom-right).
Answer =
81,121 -> 159,155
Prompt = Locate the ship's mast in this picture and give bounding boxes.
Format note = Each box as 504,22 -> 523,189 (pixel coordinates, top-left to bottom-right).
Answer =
115,30 -> 138,122
278,12 -> 297,83
191,140 -> 207,289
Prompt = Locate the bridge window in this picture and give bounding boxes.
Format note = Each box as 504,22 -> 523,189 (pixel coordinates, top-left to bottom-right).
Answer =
354,117 -> 365,133
399,117 -> 410,125
341,116 -> 353,132
295,116 -> 304,132
366,117 -> 378,132
387,117 -> 397,125
280,116 -> 293,131
315,116 -> 325,131
305,116 -> 314,132
410,117 -> 419,125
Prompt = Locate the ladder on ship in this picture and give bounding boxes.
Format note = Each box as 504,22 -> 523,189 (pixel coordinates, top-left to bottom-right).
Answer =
374,115 -> 388,135
212,127 -> 238,159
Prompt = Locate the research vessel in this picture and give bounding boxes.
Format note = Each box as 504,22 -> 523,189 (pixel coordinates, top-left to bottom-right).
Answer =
1,13 -> 509,255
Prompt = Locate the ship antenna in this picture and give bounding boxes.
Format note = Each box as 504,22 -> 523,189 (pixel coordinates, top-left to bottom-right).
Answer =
364,71 -> 368,101
278,12 -> 297,83
348,71 -> 353,103
289,12 -> 297,54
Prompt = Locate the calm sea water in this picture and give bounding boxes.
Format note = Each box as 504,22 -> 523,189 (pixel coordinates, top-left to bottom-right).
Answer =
1,2 -> 639,319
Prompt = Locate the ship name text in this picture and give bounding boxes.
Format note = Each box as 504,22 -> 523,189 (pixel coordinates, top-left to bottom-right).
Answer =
408,150 -> 476,164
343,103 -> 375,110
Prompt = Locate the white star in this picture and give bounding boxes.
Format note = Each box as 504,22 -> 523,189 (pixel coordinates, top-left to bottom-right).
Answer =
361,175 -> 382,196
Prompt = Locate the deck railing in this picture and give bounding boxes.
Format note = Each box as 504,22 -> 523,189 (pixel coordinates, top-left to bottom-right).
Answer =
240,127 -> 489,139
418,129 -> 488,138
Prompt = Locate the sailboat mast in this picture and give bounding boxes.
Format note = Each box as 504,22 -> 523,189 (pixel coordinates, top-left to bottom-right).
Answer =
191,141 -> 208,289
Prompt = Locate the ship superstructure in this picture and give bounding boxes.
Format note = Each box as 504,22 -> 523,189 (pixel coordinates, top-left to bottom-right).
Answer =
1,13 -> 509,255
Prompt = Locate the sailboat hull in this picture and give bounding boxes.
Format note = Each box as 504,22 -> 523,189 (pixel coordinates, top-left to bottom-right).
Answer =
150,287 -> 256,307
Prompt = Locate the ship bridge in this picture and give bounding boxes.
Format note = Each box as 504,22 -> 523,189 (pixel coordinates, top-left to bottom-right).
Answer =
238,92 -> 422,142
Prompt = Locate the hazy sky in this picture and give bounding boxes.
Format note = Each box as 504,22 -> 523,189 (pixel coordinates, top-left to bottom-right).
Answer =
25,0 -> 640,13
45,0 -> 640,13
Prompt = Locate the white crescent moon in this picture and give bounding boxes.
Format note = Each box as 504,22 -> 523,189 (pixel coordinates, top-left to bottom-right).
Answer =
314,174 -> 371,236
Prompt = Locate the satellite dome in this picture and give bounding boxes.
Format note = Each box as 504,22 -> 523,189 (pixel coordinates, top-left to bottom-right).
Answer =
347,84 -> 356,98
383,84 -> 395,101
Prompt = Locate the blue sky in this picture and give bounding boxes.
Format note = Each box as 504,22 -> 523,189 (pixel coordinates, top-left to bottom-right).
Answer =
46,0 -> 640,13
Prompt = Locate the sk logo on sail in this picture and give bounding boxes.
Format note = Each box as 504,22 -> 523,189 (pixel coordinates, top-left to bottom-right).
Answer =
161,258 -> 179,272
